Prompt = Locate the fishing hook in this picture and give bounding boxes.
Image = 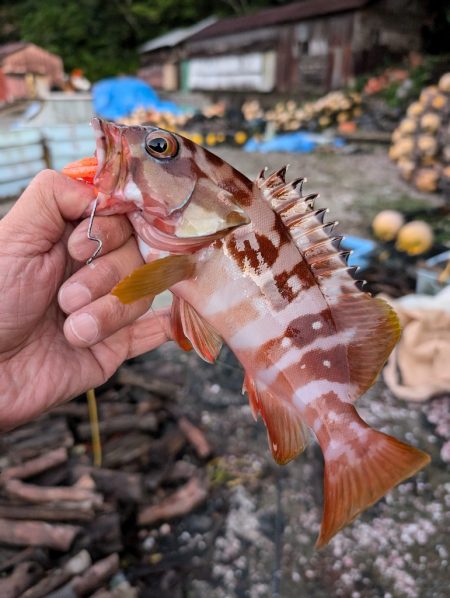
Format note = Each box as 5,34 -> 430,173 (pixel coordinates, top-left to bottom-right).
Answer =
86,195 -> 103,265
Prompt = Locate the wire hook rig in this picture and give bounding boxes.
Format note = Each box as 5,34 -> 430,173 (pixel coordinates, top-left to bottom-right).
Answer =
86,194 -> 103,265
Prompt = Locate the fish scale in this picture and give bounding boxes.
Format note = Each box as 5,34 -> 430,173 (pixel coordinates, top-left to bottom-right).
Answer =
63,118 -> 430,548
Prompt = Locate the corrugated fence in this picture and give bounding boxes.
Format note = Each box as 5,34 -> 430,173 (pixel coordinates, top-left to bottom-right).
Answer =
0,124 -> 95,200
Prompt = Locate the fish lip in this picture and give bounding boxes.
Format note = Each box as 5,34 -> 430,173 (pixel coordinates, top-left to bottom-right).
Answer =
87,118 -> 136,215
90,117 -> 106,180
91,117 -> 128,196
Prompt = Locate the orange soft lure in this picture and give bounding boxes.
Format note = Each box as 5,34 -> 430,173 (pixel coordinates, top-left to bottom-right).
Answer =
62,156 -> 98,184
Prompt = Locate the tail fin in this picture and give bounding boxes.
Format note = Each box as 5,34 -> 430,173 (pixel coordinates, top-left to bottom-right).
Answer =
315,403 -> 430,548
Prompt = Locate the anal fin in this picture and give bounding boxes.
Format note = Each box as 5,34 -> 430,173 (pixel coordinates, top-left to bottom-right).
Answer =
243,374 -> 309,465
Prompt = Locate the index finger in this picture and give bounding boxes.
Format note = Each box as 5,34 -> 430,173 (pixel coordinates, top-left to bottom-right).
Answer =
0,170 -> 96,255
68,215 -> 133,262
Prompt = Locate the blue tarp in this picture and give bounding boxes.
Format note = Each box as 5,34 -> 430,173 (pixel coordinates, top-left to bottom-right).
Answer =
341,235 -> 376,270
244,131 -> 345,154
93,77 -> 183,120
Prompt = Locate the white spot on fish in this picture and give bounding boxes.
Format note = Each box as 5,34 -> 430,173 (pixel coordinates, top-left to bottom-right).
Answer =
287,275 -> 302,293
313,418 -> 322,433
327,410 -> 341,423
137,237 -> 152,261
273,442 -> 278,451
312,321 -> 322,330
124,179 -> 144,208
281,337 -> 291,348
260,330 -> 355,386
325,439 -> 357,461
349,422 -> 370,440
323,360 -> 331,368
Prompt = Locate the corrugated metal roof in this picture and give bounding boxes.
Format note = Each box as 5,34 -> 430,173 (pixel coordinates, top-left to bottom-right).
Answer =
139,17 -> 218,53
0,42 -> 28,61
190,0 -> 373,41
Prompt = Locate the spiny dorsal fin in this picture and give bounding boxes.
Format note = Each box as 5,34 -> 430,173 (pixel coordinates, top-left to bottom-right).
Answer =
256,168 -> 352,280
256,168 -> 401,400
257,165 -> 290,196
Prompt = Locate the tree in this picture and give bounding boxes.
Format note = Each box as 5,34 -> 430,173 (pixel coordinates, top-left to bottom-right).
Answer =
1,0 -> 292,80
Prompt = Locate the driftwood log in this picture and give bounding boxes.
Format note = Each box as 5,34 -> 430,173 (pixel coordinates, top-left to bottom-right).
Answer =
138,476 -> 208,526
46,553 -> 120,598
21,550 -> 91,598
178,417 -> 212,459
3,479 -> 103,508
0,360 -> 214,596
72,466 -> 144,503
0,503 -> 95,522
0,561 -> 44,598
0,448 -> 68,482
0,519 -> 81,550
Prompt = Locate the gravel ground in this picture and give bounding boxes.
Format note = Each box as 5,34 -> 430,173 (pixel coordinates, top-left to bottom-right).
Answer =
3,147 -> 448,596
146,148 -> 448,597
138,343 -> 448,598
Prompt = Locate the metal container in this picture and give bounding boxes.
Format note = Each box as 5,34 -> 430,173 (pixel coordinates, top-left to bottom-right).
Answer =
43,124 -> 94,171
0,127 -> 44,199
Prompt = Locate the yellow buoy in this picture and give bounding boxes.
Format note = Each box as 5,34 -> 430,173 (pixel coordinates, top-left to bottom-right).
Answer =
396,220 -> 434,255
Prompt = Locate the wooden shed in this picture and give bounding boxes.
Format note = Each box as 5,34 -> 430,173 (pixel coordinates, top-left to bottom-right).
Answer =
139,18 -> 217,91
177,0 -> 427,95
0,42 -> 64,104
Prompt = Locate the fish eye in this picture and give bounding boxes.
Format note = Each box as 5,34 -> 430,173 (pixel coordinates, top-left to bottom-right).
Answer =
145,132 -> 178,160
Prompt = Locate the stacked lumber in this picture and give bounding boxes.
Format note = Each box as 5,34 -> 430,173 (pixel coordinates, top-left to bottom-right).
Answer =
0,364 -> 212,597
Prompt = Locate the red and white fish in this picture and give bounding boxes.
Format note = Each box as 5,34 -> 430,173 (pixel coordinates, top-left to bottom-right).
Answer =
64,118 -> 430,547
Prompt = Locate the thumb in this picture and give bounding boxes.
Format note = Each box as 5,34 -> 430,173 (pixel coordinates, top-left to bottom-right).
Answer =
0,170 -> 96,255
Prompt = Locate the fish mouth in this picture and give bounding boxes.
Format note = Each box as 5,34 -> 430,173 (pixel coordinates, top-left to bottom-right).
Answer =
91,117 -> 127,200
91,118 -> 171,218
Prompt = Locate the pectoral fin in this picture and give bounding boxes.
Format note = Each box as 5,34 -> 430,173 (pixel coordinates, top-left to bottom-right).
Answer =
112,255 -> 195,304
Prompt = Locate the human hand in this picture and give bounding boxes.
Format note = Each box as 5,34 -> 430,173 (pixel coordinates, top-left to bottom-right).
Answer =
0,170 -> 172,430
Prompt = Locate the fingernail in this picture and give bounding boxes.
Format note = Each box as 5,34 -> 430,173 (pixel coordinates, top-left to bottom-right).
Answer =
60,283 -> 92,312
69,313 -> 99,344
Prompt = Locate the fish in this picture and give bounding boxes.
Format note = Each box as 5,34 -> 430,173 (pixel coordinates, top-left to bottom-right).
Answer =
63,117 -> 430,547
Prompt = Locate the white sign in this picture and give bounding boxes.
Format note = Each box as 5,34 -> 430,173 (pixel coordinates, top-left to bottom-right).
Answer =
188,52 -> 276,92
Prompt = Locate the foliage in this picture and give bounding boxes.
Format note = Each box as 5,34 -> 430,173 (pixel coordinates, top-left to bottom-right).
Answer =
352,54 -> 450,112
0,0 -> 292,81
